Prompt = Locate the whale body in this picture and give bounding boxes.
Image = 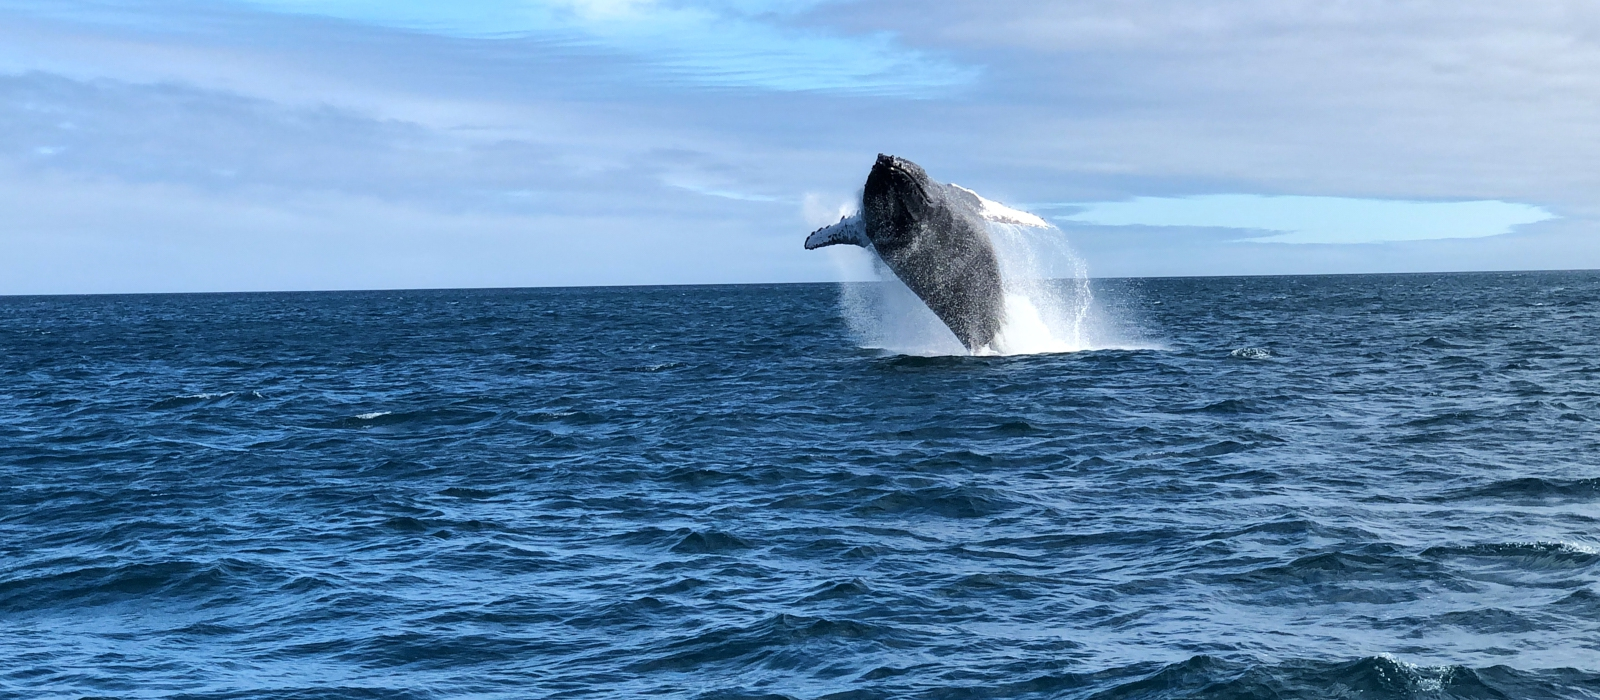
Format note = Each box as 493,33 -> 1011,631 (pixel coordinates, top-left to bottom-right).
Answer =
805,154 -> 1050,353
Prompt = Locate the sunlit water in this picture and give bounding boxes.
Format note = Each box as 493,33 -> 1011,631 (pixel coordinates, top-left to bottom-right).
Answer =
2,271 -> 1599,699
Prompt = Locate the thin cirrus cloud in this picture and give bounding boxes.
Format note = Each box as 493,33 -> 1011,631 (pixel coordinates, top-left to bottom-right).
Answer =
1052,195 -> 1557,245
230,0 -> 977,95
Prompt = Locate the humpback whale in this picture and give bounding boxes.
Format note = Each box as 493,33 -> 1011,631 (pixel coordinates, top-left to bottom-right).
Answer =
805,154 -> 1050,353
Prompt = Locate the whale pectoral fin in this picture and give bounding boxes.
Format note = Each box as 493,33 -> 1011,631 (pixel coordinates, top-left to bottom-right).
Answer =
804,215 -> 869,250
978,209 -> 1052,228
950,184 -> 1052,228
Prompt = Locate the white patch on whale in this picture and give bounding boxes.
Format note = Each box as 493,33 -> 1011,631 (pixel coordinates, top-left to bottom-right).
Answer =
951,185 -> 1051,229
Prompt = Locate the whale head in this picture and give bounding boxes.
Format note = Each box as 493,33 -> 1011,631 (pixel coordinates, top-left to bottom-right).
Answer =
862,154 -> 937,248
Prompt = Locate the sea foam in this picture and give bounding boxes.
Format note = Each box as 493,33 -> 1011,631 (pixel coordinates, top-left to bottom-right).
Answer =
834,221 -> 1123,356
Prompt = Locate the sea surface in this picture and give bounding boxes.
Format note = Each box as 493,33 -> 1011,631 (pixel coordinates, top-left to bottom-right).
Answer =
2,271 -> 1599,699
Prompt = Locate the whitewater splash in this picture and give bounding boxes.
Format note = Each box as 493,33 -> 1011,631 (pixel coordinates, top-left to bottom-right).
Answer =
835,222 -> 1111,357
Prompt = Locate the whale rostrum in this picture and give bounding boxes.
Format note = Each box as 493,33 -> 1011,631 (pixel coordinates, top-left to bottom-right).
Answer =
805,154 -> 1050,353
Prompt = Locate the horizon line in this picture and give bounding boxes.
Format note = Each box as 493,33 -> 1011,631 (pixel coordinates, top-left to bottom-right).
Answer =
2,266 -> 1597,300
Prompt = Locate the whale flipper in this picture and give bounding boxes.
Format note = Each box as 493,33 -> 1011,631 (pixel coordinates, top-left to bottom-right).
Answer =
804,215 -> 870,250
950,185 -> 1051,228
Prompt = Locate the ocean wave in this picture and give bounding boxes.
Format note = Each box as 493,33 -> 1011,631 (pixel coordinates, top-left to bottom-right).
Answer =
147,390 -> 265,409
1117,654 -> 1600,700
1227,546 -> 1462,604
1437,477 -> 1600,503
631,613 -> 923,673
1423,541 -> 1600,569
914,654 -> 1600,700
321,406 -> 504,429
0,558 -> 290,613
851,484 -> 1022,519
670,530 -> 753,554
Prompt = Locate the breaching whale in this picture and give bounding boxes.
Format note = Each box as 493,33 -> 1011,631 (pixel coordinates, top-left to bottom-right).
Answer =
805,154 -> 1050,353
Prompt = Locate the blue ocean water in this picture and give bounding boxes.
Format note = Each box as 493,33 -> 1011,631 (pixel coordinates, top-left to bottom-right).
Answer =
2,271 -> 1598,699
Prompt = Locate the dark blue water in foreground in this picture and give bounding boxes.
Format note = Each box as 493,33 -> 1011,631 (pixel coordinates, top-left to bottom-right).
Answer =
3,271 -> 1599,699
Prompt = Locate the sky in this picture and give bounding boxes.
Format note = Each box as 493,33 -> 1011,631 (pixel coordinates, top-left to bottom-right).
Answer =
2,0 -> 1598,294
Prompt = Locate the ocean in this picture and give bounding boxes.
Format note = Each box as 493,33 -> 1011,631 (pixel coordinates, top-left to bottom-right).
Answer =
2,271 -> 1598,699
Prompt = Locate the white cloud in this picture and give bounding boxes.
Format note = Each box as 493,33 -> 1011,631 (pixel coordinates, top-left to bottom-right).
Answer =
0,165 -> 815,295
230,0 -> 976,94
1055,195 -> 1555,244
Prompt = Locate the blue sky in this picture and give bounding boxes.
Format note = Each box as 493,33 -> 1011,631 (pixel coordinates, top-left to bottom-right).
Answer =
1,0 -> 1597,293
